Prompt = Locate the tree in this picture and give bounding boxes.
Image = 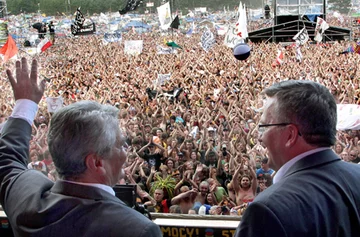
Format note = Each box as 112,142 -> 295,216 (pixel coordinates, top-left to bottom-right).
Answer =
328,0 -> 352,14
7,0 -> 38,14
7,0 -> 262,15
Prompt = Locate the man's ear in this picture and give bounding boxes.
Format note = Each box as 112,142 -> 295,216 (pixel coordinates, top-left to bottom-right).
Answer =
85,154 -> 106,174
285,124 -> 300,148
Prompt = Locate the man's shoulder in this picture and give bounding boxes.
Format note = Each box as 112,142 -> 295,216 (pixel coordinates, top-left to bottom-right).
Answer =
78,203 -> 161,236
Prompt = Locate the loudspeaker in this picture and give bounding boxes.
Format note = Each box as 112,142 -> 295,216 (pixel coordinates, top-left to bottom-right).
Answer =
113,184 -> 137,208
264,5 -> 270,19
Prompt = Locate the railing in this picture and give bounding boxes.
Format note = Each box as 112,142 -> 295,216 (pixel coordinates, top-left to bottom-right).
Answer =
151,213 -> 241,237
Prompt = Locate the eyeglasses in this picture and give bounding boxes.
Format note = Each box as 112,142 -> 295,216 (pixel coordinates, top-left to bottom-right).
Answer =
258,123 -> 302,136
258,123 -> 291,134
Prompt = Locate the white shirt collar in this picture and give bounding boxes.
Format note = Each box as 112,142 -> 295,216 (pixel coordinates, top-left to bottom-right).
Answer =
273,147 -> 330,184
63,180 -> 115,196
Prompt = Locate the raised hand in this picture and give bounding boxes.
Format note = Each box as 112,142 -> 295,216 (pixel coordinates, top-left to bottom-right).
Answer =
195,163 -> 203,173
150,166 -> 156,175
6,58 -> 46,104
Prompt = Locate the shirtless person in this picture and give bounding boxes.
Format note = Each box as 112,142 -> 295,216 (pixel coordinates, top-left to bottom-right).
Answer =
171,186 -> 198,214
232,160 -> 257,205
194,181 -> 210,205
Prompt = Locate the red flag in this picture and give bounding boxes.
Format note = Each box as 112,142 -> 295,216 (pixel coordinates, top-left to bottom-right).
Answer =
272,50 -> 284,67
0,35 -> 18,62
37,38 -> 52,52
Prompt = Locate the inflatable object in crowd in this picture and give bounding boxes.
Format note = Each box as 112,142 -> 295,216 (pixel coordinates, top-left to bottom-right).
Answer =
233,43 -> 251,61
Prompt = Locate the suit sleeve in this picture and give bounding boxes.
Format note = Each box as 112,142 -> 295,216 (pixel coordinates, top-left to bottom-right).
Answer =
139,222 -> 163,237
0,118 -> 32,208
234,202 -> 287,237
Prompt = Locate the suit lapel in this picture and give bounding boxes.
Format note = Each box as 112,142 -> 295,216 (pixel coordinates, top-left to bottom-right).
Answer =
283,149 -> 340,178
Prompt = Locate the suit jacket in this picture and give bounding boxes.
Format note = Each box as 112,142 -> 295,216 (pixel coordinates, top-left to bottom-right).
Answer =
235,149 -> 360,237
0,118 -> 162,237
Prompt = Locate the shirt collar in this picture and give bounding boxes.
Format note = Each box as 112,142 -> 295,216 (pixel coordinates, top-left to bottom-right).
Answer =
273,147 -> 330,184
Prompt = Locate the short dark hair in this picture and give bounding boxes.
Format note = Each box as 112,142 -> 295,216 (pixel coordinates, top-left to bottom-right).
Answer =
261,158 -> 268,164
263,80 -> 337,147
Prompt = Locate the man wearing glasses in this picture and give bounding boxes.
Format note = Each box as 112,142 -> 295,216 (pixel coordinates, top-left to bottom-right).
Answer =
349,149 -> 360,164
235,80 -> 360,237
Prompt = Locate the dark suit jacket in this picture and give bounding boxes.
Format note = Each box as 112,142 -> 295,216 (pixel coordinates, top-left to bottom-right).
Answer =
235,149 -> 360,237
0,118 -> 162,237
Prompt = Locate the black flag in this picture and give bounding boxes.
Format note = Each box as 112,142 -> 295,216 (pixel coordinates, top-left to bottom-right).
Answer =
119,0 -> 142,15
74,7 -> 85,28
170,15 -> 180,29
71,7 -> 95,36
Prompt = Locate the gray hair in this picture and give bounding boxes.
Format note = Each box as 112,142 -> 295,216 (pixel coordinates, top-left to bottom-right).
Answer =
48,101 -> 120,180
200,181 -> 209,188
263,80 -> 337,147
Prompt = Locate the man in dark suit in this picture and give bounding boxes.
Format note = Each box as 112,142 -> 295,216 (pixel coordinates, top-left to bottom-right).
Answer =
0,58 -> 162,236
235,80 -> 360,237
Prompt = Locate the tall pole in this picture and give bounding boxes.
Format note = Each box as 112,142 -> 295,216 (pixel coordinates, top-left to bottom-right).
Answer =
69,0 -> 72,16
38,3 -> 41,22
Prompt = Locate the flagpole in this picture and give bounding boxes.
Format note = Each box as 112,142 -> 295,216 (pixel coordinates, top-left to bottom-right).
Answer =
170,0 -> 174,41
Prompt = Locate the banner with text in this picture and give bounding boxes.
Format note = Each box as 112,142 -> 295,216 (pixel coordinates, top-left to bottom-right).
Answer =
124,40 -> 143,55
337,104 -> 360,130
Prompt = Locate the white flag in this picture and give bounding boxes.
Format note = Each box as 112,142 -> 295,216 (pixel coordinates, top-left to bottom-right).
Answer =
224,25 -> 243,48
314,17 -> 329,42
103,32 -> 122,44
293,27 -> 309,45
295,46 -> 303,62
157,2 -> 172,30
235,2 -> 248,39
154,73 -> 171,85
201,28 -> 216,52
336,104 -> 360,130
46,97 -> 63,113
124,40 -> 143,55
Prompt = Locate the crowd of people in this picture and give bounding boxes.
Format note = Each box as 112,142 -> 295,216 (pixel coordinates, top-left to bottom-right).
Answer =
1,12 -> 360,219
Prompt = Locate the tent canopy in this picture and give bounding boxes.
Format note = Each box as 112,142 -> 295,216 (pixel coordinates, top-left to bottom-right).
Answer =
124,21 -> 151,29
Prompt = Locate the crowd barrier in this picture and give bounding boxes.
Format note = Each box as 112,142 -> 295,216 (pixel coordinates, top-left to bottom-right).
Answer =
152,213 -> 241,237
0,206 -> 241,237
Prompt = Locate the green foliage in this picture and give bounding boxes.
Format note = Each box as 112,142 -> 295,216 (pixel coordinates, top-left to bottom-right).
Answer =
328,0 -> 352,14
7,0 -> 38,14
7,0 -> 261,15
150,174 -> 177,199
